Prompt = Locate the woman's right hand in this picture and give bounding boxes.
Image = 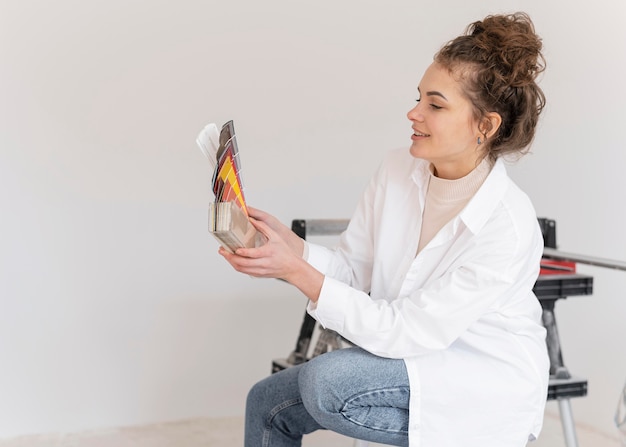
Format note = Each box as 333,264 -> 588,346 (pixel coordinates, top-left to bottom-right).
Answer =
247,206 -> 305,257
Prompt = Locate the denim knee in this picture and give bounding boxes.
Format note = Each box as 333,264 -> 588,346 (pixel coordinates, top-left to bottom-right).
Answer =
246,379 -> 265,414
297,355 -> 344,425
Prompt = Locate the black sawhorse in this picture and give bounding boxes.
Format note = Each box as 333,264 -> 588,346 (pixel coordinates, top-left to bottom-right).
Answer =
534,273 -> 592,446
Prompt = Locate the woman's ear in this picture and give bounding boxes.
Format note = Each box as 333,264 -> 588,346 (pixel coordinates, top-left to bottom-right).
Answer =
481,112 -> 502,139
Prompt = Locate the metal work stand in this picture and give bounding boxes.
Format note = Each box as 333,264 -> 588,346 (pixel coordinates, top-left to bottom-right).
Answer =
535,274 -> 593,447
538,246 -> 626,446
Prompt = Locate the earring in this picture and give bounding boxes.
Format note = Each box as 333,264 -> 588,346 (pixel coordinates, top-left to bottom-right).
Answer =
477,137 -> 482,145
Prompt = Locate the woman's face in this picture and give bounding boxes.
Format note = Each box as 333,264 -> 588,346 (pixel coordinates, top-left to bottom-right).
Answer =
407,62 -> 484,179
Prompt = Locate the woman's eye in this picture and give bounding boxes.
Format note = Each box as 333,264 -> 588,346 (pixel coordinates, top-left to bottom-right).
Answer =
416,98 -> 442,110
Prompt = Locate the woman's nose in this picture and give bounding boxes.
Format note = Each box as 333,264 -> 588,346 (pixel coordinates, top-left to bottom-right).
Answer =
407,103 -> 423,121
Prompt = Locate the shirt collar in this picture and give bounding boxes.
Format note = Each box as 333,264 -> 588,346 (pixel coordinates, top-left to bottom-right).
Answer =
458,158 -> 509,234
409,156 -> 510,235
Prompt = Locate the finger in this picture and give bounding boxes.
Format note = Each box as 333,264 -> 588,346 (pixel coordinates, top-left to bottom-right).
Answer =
220,245 -> 255,262
218,246 -> 240,261
228,251 -> 274,275
247,206 -> 267,220
232,241 -> 272,259
248,217 -> 275,239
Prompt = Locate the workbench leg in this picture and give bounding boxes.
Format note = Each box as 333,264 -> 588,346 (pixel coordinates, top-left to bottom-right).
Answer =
558,398 -> 579,447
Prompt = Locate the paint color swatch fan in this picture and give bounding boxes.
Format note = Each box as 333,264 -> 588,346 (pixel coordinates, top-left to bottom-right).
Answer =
196,120 -> 260,253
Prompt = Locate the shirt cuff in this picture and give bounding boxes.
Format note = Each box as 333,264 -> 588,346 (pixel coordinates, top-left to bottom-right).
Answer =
305,242 -> 333,273
307,276 -> 351,332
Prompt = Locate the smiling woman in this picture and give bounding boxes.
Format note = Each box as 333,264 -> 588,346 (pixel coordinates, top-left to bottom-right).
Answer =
218,11 -> 551,447
407,13 -> 545,181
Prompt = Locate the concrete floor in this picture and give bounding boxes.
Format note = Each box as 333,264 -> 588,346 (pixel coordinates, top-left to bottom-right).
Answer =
0,411 -> 622,447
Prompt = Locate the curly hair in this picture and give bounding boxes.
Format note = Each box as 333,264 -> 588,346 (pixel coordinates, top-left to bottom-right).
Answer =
434,12 -> 546,160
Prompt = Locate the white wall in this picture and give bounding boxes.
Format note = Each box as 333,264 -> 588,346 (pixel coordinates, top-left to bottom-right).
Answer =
1,0 -> 625,440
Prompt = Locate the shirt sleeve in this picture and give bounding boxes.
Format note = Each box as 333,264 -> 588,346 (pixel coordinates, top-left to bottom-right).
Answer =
308,219 -> 543,359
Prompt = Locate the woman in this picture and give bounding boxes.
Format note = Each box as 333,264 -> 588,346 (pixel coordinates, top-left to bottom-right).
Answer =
220,12 -> 549,447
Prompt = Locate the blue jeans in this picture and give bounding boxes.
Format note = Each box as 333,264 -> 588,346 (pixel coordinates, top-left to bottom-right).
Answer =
245,347 -> 410,446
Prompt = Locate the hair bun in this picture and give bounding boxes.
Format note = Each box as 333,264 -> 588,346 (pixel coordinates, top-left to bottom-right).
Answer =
469,12 -> 545,87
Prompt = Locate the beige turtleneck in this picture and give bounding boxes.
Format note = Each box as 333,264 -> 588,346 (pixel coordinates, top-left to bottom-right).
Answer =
417,158 -> 493,253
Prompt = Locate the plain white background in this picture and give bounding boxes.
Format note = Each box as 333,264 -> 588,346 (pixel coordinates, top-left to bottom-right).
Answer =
1,0 -> 625,441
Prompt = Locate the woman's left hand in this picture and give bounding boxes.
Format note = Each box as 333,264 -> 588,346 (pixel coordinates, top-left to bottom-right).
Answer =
218,218 -> 324,301
219,217 -> 297,280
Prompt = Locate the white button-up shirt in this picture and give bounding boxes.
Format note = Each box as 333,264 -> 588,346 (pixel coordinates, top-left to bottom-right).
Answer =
307,147 -> 549,447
